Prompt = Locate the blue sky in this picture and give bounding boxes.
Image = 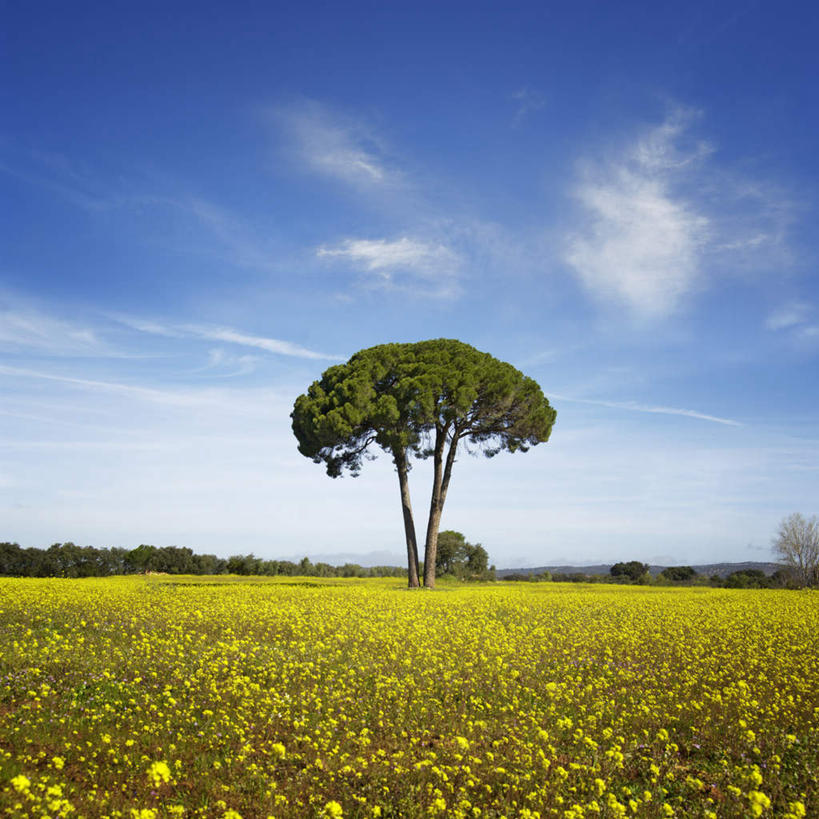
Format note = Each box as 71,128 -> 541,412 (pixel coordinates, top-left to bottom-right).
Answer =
2,1 -> 817,567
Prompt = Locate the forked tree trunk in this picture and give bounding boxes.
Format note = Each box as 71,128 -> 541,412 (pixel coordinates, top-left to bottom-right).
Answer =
395,449 -> 421,588
422,427 -> 461,588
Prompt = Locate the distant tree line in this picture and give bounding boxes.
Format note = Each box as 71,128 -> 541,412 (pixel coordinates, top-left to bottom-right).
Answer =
0,531 -> 498,583
504,514 -> 819,590
503,562 -> 801,589
0,542 -> 408,579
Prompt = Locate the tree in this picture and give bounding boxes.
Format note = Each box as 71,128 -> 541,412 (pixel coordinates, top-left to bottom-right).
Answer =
773,513 -> 819,587
436,530 -> 469,576
227,553 -> 262,575
126,544 -> 157,573
725,569 -> 770,589
465,542 -> 489,577
292,343 -> 425,586
659,565 -> 697,583
0,542 -> 24,576
610,561 -> 650,583
435,530 -> 489,579
291,339 -> 556,588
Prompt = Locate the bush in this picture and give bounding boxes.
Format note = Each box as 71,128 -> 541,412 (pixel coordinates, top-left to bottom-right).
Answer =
610,561 -> 650,583
658,566 -> 698,583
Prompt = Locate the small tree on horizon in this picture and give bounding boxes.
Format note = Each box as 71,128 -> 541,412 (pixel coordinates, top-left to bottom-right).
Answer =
291,339 -> 556,588
659,565 -> 697,583
435,530 -> 489,579
610,561 -> 650,583
773,513 -> 819,587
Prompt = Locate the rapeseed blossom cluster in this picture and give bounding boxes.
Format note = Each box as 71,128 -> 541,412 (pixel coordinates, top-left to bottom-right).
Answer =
147,761 -> 172,787
0,575 -> 817,817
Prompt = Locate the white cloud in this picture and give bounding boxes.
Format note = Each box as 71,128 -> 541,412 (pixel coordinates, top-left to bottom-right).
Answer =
111,316 -> 183,338
0,364 -> 238,408
764,301 -> 819,345
181,197 -> 283,273
4,150 -> 291,276
113,316 -> 343,361
511,87 -> 546,127
184,325 -> 344,361
274,101 -> 398,188
565,107 -> 798,319
198,348 -> 259,377
0,299 -> 107,355
317,236 -> 462,298
551,393 -> 742,427
0,151 -> 135,212
631,111 -> 713,171
565,109 -> 711,318
766,301 -> 812,331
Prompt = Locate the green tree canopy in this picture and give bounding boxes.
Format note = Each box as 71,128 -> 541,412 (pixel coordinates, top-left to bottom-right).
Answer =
610,561 -> 650,582
658,565 -> 697,583
291,339 -> 556,587
435,530 -> 489,579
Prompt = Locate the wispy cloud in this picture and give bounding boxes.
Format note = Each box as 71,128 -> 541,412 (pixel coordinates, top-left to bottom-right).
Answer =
114,315 -> 344,361
317,236 -> 462,298
0,150 -> 137,212
511,87 -> 546,127
0,364 -> 204,406
186,325 -> 343,360
0,298 -> 106,355
565,108 -> 712,318
189,348 -> 260,378
565,107 -> 798,320
271,99 -> 531,302
552,392 -> 742,426
766,301 -> 812,331
273,100 -> 399,188
0,364 -> 285,411
4,150 -> 287,276
0,301 -> 340,365
112,316 -> 183,338
179,197 -> 282,273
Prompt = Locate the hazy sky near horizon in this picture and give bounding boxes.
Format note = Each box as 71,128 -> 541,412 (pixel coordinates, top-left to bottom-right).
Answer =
2,1 -> 818,568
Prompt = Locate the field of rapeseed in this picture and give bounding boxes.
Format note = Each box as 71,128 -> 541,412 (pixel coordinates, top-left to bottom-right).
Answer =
1,578 -> 817,818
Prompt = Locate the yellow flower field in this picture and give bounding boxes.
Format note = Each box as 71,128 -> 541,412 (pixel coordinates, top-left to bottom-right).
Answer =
1,577 -> 817,818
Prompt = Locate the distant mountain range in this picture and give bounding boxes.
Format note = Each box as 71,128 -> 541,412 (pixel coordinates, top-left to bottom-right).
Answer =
496,561 -> 782,579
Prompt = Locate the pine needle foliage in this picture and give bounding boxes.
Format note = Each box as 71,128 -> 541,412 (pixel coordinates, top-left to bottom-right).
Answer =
291,339 -> 556,587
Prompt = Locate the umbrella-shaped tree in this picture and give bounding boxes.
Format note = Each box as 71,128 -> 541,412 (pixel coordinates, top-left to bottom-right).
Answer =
291,339 -> 556,587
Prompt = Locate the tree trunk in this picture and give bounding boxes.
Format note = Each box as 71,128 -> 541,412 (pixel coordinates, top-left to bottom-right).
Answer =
422,427 -> 460,588
395,449 -> 421,588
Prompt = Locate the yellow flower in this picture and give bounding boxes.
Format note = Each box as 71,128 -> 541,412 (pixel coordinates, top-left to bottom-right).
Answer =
429,797 -> 447,814
748,791 -> 771,817
147,760 -> 171,786
11,774 -> 31,793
